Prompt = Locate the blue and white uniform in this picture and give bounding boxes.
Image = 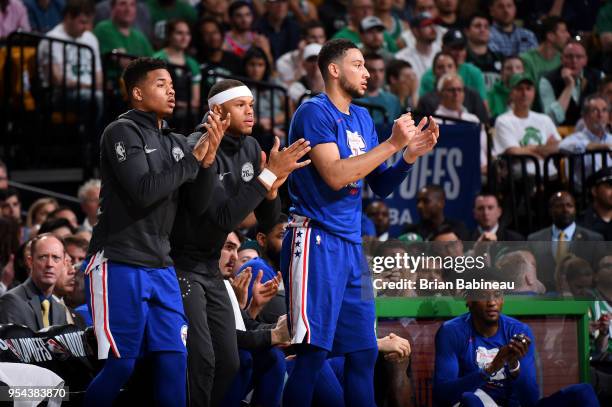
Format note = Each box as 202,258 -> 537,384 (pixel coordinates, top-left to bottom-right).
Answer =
281,94 -> 412,353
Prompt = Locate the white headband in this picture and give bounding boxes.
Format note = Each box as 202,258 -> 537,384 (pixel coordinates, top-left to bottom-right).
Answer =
208,85 -> 253,107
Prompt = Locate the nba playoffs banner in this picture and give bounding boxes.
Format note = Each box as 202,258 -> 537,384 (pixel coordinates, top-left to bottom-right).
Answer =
365,122 -> 482,237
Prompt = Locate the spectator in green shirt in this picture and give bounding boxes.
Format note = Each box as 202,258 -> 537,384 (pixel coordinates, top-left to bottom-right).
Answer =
94,0 -> 154,57
487,55 -> 524,119
418,28 -> 487,101
146,0 -> 196,46
332,0 -> 397,53
94,0 -> 154,89
520,16 -> 569,95
153,19 -> 201,118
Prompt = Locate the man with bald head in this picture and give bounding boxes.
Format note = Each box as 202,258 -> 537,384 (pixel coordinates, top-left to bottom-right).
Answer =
528,191 -> 604,290
0,233 -> 68,330
404,184 -> 469,241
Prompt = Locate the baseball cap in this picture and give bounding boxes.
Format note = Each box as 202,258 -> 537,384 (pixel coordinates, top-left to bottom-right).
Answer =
410,12 -> 436,28
303,43 -> 322,61
397,232 -> 424,243
360,16 -> 386,33
442,29 -> 466,47
509,73 -> 535,89
588,167 -> 612,187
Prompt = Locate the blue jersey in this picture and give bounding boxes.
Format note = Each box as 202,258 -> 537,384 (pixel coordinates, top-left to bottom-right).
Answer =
433,313 -> 539,407
288,94 -> 380,243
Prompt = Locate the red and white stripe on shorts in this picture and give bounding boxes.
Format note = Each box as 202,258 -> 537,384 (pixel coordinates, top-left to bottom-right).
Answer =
86,251 -> 121,359
286,215 -> 312,345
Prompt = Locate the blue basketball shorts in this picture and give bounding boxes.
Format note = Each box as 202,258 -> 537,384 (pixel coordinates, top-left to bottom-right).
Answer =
83,251 -> 187,359
280,216 -> 377,354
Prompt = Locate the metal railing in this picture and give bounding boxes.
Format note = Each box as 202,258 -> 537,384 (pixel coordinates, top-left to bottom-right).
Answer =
1,31 -> 98,179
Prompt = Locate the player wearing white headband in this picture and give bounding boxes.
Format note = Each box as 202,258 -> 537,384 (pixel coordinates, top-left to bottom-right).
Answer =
170,79 -> 310,407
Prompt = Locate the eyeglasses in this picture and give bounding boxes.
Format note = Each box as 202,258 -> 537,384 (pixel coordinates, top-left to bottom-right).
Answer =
442,87 -> 464,93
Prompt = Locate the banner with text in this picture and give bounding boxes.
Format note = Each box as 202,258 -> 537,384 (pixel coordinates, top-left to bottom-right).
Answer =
365,122 -> 482,237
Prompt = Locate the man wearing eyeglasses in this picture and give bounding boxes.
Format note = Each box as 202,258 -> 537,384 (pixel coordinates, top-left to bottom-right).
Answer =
539,41 -> 604,126
434,72 -> 487,175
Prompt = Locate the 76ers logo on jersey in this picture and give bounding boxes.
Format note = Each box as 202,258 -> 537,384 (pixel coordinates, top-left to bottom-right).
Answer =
346,130 -> 366,157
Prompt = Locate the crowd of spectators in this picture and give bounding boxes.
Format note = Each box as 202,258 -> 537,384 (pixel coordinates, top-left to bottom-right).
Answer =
1,0 -> 612,403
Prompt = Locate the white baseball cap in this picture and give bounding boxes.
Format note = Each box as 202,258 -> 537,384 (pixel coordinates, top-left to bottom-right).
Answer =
303,43 -> 322,60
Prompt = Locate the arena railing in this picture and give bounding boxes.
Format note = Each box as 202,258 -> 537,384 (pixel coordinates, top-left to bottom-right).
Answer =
495,154 -> 546,235
543,149 -> 611,212
1,31 -> 97,180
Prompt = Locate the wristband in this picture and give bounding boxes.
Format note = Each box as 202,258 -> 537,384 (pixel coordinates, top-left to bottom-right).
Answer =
258,168 -> 278,189
507,361 -> 520,373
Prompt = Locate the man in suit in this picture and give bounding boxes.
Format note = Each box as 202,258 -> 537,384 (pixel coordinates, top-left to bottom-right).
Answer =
471,192 -> 524,241
528,191 -> 604,291
0,233 -> 68,330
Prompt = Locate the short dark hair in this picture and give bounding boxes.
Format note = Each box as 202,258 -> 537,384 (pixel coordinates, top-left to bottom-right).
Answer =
207,78 -> 246,100
475,191 -> 500,206
38,218 -> 77,235
0,158 -> 6,172
228,0 -> 251,18
386,59 -> 412,82
364,52 -> 384,64
63,235 -> 89,252
466,12 -> 490,28
256,213 -> 288,235
63,0 -> 95,18
539,16 -> 566,42
0,186 -> 18,201
301,21 -> 325,38
502,54 -> 523,67
122,57 -> 168,99
198,16 -> 222,34
317,39 -> 359,81
48,206 -> 75,220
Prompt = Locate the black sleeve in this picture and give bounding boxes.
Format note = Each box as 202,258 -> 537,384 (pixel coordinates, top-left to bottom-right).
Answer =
236,310 -> 274,349
182,158 -> 216,217
206,177 -> 270,232
254,195 -> 281,226
102,121 -> 200,208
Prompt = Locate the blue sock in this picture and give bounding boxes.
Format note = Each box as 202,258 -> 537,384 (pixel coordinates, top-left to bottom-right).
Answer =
312,359 -> 344,407
343,347 -> 378,407
252,347 -> 286,407
152,351 -> 187,406
283,345 -> 328,407
223,349 -> 254,407
84,356 -> 136,407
